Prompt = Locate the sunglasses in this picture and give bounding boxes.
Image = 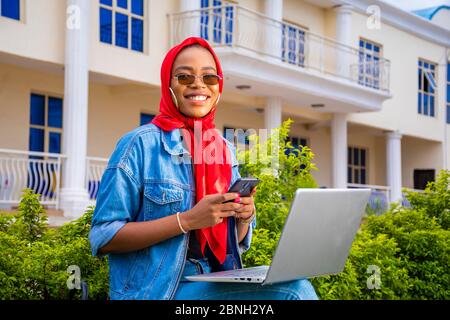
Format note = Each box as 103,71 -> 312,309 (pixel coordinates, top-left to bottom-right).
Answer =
173,73 -> 222,86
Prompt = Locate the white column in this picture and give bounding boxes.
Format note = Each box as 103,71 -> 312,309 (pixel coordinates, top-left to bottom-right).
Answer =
263,97 -> 282,176
386,131 -> 403,203
263,0 -> 283,60
60,0 -> 90,219
264,97 -> 282,132
334,4 -> 353,79
178,0 -> 201,41
331,113 -> 348,189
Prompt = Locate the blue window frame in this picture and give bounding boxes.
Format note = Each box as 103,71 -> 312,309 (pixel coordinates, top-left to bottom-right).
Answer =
359,38 -> 381,89
348,146 -> 367,185
29,93 -> 63,155
1,0 -> 20,21
285,136 -> 307,155
200,0 -> 233,45
115,12 -> 128,48
140,112 -> 155,126
282,23 -> 306,67
447,62 -> 450,124
418,59 -> 437,117
223,127 -> 251,147
99,0 -> 144,52
28,94 -> 63,198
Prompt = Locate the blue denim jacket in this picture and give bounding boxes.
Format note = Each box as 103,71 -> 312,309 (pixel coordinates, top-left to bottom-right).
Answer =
89,123 -> 256,300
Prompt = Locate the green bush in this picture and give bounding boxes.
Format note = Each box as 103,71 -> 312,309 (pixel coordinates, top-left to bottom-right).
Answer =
1,122 -> 448,300
0,189 -> 108,300
238,120 -> 449,300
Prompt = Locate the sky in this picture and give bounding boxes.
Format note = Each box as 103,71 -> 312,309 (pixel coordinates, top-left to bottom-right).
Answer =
382,0 -> 450,11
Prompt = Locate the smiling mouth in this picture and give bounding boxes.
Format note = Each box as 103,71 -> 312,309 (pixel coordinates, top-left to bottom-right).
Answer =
184,95 -> 211,102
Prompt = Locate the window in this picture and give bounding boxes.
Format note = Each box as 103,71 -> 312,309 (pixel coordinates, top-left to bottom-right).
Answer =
200,0 -> 234,45
447,62 -> 450,124
359,38 -> 382,89
223,126 -> 252,148
414,169 -> 435,190
140,112 -> 154,126
418,59 -> 437,117
0,0 -> 20,20
28,93 -> 63,198
29,93 -> 63,156
285,136 -> 308,155
282,21 -> 306,67
347,146 -> 367,184
99,0 -> 144,52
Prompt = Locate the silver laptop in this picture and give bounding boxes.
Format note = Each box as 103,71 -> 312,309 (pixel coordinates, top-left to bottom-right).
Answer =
186,188 -> 371,285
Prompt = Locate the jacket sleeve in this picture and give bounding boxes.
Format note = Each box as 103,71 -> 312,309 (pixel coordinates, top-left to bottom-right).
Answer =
88,133 -> 143,257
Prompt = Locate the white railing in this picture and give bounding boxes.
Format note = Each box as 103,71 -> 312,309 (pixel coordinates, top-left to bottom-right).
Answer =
169,4 -> 391,92
348,183 -> 391,214
86,157 -> 108,201
0,149 -> 65,208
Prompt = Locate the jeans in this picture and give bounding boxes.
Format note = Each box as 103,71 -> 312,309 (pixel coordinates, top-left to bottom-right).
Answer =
173,258 -> 319,300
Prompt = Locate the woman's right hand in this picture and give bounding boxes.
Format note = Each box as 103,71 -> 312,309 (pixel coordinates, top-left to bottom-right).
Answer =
180,193 -> 242,231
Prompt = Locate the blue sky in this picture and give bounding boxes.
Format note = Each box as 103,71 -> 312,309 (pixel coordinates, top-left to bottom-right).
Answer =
382,0 -> 450,11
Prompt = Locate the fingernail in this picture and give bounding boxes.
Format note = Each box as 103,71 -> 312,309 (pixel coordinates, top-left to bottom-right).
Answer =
234,197 -> 241,203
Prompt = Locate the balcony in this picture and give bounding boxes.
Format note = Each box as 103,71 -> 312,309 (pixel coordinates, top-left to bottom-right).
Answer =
0,149 -> 108,210
169,4 -> 392,112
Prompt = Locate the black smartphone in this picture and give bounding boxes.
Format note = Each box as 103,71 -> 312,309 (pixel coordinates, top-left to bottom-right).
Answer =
225,178 -> 260,201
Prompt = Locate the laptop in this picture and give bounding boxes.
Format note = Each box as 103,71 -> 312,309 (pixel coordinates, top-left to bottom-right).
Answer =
186,188 -> 371,285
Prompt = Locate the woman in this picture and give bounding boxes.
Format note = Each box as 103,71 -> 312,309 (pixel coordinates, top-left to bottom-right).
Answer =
89,37 -> 318,300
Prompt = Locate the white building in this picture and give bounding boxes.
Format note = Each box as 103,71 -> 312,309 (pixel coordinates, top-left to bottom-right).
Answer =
0,0 -> 449,224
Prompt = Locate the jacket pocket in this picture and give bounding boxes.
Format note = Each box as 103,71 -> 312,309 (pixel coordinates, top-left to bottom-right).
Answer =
143,182 -> 184,220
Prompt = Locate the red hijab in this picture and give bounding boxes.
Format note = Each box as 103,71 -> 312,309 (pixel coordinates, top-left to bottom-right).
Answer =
151,37 -> 232,264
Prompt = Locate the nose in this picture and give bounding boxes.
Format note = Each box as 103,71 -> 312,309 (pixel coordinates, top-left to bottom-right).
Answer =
189,75 -> 206,88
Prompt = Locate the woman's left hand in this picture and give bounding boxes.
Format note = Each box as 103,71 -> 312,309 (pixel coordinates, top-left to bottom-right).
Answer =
235,187 -> 257,220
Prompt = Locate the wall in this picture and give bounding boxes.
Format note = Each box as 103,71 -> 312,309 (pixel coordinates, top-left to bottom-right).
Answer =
0,0 -> 66,65
347,11 -> 447,145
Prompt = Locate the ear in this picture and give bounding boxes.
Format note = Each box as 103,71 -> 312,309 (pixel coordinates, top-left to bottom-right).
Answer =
169,87 -> 179,109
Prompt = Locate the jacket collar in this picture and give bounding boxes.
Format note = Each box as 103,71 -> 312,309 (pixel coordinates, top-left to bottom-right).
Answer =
160,128 -> 190,156
160,127 -> 238,167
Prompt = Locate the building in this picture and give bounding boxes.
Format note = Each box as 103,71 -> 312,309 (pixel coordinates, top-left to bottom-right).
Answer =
0,0 -> 449,224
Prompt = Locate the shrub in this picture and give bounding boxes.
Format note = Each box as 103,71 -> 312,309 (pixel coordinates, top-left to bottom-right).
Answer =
312,172 -> 450,300
238,120 -> 449,300
0,190 -> 108,300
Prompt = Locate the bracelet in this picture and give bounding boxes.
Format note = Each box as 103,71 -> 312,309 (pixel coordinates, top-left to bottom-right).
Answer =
176,212 -> 188,234
239,213 -> 256,224
238,206 -> 256,225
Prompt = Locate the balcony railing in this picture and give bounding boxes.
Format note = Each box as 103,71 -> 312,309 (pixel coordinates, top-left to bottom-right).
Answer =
169,4 -> 391,92
348,183 -> 391,215
86,157 -> 108,201
0,149 -> 65,208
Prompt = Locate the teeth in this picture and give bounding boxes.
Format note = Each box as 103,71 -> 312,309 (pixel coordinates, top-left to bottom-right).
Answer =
188,95 -> 208,101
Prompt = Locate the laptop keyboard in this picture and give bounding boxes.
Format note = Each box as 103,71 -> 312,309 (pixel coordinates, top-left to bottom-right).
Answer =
222,267 -> 268,278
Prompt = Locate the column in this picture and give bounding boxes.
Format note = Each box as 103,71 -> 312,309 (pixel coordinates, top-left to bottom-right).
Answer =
334,4 -> 353,79
178,0 -> 201,41
264,97 -> 282,132
331,113 -> 348,189
263,97 -> 282,175
386,131 -> 403,203
60,0 -> 90,219
263,0 -> 283,60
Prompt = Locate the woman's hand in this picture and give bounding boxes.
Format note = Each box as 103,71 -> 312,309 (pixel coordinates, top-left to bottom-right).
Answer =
235,187 -> 257,220
181,193 -> 243,231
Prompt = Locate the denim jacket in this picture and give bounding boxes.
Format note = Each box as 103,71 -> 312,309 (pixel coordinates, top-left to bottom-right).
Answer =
89,123 -> 256,300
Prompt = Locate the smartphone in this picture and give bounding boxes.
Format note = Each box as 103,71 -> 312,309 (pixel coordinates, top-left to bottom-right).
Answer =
226,178 -> 260,199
